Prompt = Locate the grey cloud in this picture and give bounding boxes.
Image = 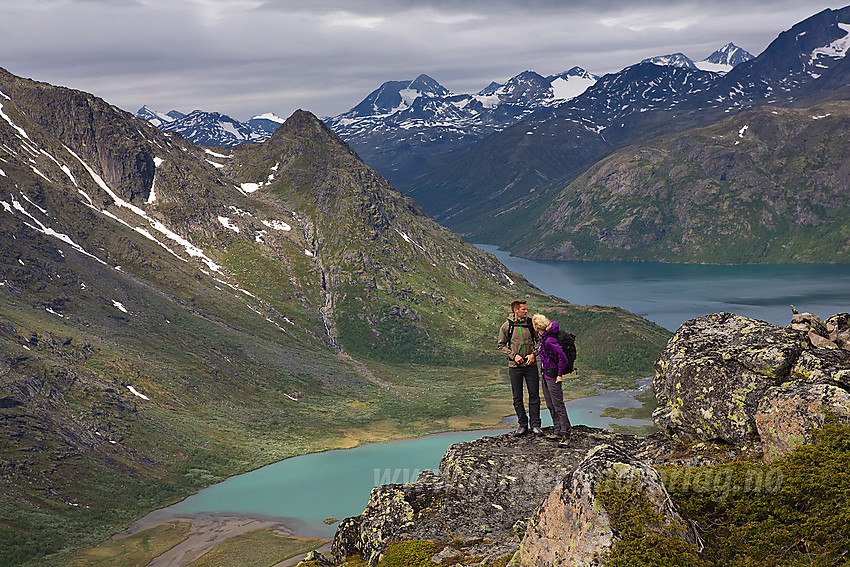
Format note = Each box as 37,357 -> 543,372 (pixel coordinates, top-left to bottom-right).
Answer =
1,1 -> 847,121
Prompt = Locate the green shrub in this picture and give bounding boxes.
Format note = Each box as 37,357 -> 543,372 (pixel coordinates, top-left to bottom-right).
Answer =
377,540 -> 437,567
596,478 -> 703,566
594,419 -> 850,566
667,417 -> 850,566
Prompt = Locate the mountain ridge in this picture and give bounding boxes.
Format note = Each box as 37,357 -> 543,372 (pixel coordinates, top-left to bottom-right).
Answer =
403,5 -> 850,261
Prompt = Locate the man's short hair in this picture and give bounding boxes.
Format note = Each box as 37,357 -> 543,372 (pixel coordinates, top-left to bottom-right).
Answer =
510,299 -> 527,312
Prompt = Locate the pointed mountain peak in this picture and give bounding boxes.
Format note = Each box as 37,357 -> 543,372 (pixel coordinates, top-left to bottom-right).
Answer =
564,66 -> 597,78
342,74 -> 450,118
702,43 -> 755,67
136,105 -> 178,126
274,109 -> 347,147
548,67 -> 599,101
408,74 -> 450,97
477,81 -> 503,95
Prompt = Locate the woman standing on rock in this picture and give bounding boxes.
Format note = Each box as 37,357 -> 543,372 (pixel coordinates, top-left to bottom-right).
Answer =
532,313 -> 572,447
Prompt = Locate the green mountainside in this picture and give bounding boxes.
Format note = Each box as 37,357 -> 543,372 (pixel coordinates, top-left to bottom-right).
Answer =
511,102 -> 850,263
0,68 -> 669,565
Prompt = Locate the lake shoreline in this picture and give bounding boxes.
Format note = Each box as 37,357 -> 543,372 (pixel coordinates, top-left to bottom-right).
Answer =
102,374 -> 655,566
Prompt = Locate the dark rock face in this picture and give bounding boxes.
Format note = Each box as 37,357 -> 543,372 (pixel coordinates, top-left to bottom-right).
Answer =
654,312 -> 850,457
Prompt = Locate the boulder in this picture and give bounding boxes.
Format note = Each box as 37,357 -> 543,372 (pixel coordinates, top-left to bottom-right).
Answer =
330,471 -> 444,565
516,444 -> 699,567
297,549 -> 334,566
790,348 -> 850,389
791,309 -> 850,350
330,427 -> 643,566
655,312 -> 850,453
757,382 -> 850,461
653,313 -> 806,445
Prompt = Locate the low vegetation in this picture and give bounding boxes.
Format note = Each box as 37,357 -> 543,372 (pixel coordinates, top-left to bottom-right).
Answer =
69,522 -> 191,567
599,418 -> 850,566
186,530 -> 325,567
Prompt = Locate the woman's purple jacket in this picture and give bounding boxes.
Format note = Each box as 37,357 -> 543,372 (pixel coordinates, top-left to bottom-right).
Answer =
537,321 -> 570,378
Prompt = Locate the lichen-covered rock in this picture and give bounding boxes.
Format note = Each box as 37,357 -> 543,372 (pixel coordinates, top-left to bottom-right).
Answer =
297,549 -> 334,566
330,471 -> 444,565
790,348 -> 850,389
756,382 -> 850,461
516,444 -> 697,567
653,313 -> 807,445
330,427 -> 642,566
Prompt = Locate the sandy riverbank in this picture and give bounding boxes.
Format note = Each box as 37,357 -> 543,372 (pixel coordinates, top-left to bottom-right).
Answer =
121,511 -> 328,567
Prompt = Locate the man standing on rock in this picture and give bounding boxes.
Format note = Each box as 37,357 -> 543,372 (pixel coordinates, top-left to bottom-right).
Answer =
497,299 -> 542,435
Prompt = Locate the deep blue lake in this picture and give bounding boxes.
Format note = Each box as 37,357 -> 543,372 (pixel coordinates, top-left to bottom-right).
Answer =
477,244 -> 850,331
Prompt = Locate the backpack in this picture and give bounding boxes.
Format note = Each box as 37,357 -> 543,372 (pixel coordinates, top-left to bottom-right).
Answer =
557,330 -> 577,374
507,318 -> 537,344
543,329 -> 577,374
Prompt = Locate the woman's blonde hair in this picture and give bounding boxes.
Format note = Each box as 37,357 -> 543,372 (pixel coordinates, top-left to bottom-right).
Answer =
532,313 -> 550,333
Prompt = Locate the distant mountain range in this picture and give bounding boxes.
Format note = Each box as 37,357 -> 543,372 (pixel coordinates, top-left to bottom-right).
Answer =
133,7 -> 850,265
135,43 -> 744,155
136,106 -> 286,146
385,6 -> 850,263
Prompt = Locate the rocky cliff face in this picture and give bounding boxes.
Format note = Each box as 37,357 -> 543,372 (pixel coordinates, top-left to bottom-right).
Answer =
330,428 -> 662,566
319,311 -> 850,566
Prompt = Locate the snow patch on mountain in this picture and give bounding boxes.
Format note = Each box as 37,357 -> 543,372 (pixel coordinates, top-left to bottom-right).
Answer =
550,68 -> 599,101
642,53 -> 697,69
218,216 -> 239,233
251,113 -> 285,123
809,22 -> 850,64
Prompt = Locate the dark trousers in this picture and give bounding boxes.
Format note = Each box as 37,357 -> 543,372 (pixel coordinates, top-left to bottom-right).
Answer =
541,372 -> 572,435
509,364 -> 541,429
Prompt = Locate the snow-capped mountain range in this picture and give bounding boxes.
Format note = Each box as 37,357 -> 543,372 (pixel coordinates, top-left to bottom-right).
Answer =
400,5 -> 850,246
136,42 -> 744,151
136,106 -> 285,147
641,43 -> 755,73
326,66 -> 599,142
318,43 -> 755,185
137,3 -> 850,190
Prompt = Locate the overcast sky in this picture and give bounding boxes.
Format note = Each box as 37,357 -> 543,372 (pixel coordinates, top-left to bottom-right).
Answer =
1,1 -> 847,121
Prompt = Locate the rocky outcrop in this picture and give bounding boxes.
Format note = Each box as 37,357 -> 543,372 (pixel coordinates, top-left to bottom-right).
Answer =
325,311 -> 850,567
654,312 -> 850,459
516,444 -> 698,567
330,428 -> 645,566
790,309 -> 850,350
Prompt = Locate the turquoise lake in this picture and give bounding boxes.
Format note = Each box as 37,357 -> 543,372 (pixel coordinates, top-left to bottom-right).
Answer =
142,252 -> 850,538
146,379 -> 650,538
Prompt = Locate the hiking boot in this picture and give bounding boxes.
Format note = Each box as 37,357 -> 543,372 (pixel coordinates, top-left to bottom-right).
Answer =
514,425 -> 528,436
545,432 -> 561,441
531,426 -> 544,435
